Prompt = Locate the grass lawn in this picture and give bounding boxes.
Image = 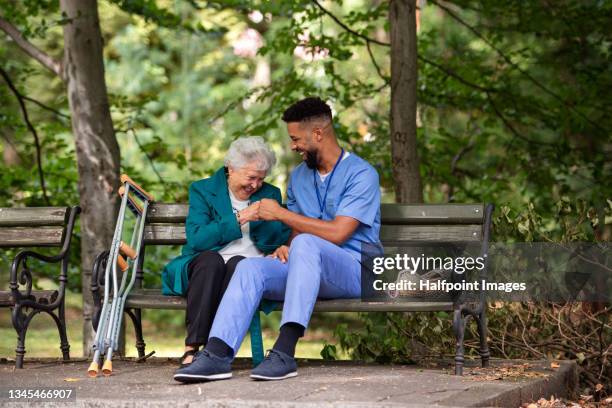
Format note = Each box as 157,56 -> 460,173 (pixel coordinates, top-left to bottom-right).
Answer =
0,290 -> 350,361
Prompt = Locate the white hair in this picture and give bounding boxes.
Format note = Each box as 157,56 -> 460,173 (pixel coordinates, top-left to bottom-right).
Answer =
224,136 -> 276,174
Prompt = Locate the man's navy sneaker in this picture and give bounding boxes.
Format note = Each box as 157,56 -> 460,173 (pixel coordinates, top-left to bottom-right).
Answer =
173,350 -> 232,383
250,349 -> 297,381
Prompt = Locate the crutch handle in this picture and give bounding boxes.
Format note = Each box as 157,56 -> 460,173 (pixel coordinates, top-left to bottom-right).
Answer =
119,241 -> 137,260
118,186 -> 144,213
120,174 -> 154,202
117,254 -> 129,272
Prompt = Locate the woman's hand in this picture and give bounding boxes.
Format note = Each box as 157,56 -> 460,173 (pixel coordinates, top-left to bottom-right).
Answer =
237,201 -> 260,225
268,245 -> 289,263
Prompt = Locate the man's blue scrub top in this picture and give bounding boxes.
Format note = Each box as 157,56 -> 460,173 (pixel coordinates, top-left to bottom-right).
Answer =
287,153 -> 382,260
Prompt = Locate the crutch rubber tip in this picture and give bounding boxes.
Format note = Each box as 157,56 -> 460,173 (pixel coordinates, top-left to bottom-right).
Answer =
102,360 -> 113,377
87,361 -> 99,377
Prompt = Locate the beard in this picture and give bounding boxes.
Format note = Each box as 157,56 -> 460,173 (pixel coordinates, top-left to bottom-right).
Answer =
303,149 -> 319,169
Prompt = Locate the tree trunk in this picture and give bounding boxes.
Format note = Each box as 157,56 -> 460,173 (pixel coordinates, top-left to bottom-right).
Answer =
60,0 -> 120,356
390,0 -> 423,203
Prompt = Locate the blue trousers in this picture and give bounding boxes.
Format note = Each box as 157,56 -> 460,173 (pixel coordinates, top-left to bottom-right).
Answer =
208,233 -> 362,354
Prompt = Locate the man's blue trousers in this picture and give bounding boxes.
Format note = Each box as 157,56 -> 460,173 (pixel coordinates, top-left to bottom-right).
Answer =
209,233 -> 362,355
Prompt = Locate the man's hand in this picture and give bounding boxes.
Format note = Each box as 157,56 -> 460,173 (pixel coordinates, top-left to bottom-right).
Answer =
268,245 -> 289,263
258,198 -> 282,221
238,201 -> 260,225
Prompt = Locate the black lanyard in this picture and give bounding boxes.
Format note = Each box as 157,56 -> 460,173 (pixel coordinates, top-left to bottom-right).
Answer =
313,148 -> 344,219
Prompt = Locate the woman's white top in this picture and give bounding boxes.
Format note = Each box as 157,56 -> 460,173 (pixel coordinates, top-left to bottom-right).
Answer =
218,189 -> 264,262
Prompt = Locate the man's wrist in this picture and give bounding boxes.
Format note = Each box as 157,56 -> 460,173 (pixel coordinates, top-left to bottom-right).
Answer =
276,207 -> 289,223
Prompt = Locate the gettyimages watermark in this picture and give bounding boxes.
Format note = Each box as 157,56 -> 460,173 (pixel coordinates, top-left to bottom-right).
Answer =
360,242 -> 610,302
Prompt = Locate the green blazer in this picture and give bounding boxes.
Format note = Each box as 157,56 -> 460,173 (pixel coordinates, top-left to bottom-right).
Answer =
162,167 -> 290,296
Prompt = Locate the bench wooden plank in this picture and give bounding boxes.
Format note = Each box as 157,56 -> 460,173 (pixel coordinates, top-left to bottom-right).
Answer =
0,207 -> 68,227
0,226 -> 65,247
146,203 -> 485,225
124,290 -> 453,312
380,204 -> 484,224
144,224 -> 186,245
147,204 -> 188,223
143,224 -> 483,245
0,290 -> 59,306
380,224 -> 482,241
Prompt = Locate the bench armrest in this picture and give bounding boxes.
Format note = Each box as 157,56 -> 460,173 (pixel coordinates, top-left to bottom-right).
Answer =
9,206 -> 80,310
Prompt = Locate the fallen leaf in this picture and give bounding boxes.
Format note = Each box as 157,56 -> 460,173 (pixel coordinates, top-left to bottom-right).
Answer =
550,362 -> 560,369
64,377 -> 81,382
527,404 -> 538,408
595,383 -> 603,392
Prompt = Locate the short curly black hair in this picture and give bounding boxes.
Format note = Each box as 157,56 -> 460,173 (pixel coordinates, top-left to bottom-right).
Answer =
282,97 -> 332,123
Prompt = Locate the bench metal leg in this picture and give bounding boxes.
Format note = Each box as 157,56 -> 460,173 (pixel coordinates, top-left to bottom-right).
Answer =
15,327 -> 26,369
12,306 -> 38,369
477,310 -> 490,368
46,305 -> 71,361
453,309 -> 466,375
126,308 -> 146,358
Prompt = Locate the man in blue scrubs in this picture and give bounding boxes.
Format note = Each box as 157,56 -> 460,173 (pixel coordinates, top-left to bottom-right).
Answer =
174,97 -> 381,383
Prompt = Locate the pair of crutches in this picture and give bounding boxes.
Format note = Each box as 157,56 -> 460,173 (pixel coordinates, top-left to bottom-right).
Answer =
88,175 -> 154,377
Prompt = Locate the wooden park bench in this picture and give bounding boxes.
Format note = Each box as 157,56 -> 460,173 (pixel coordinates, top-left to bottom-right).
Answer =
0,206 -> 80,368
91,203 -> 493,375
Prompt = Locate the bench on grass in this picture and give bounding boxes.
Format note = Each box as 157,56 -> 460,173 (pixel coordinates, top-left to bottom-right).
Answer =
91,203 -> 493,375
0,206 -> 80,368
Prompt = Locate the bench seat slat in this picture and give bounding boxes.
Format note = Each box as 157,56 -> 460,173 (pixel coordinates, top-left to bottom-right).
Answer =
0,290 -> 58,306
124,290 -> 453,312
0,207 -> 68,227
0,226 -> 65,247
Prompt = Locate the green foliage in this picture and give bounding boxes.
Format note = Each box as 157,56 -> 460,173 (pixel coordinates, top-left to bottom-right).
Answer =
320,343 -> 337,360
0,0 -> 609,389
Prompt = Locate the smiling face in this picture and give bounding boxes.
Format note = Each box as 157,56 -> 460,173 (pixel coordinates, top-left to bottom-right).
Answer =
287,122 -> 319,169
227,162 -> 266,200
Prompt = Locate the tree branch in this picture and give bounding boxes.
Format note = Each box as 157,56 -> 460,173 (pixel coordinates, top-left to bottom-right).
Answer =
311,0 -> 390,46
366,40 -> 389,83
22,95 -> 70,120
310,0 -> 501,96
0,16 -> 63,80
486,91 -> 556,147
429,0 -> 606,133
0,132 -> 25,163
129,126 -> 166,189
418,55 -> 497,93
0,67 -> 51,205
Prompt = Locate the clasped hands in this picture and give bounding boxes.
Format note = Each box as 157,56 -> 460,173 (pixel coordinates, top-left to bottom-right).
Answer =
237,198 -> 289,263
236,198 -> 282,224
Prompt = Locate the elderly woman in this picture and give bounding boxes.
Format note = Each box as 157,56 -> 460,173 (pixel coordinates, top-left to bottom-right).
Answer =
162,136 -> 289,367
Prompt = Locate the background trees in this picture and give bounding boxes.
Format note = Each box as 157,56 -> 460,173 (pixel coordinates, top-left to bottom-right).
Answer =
0,0 -> 609,390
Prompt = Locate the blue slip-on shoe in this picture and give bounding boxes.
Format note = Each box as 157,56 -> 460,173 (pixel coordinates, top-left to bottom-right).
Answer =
173,350 -> 232,383
250,349 -> 297,381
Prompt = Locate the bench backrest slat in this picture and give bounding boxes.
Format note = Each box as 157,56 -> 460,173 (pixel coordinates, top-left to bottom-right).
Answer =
146,203 -> 485,225
380,224 -> 482,241
0,226 -> 66,247
144,224 -> 186,245
142,203 -> 487,246
0,207 -> 68,227
380,204 -> 483,224
148,204 -> 187,223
